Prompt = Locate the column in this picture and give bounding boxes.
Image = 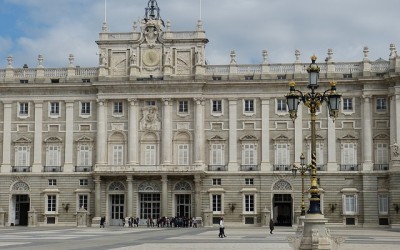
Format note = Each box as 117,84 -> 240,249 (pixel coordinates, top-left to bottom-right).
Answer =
390,95 -> 396,145
128,99 -> 139,165
194,98 -> 205,165
127,175 -> 133,217
362,95 -> 373,171
32,101 -> 43,172
96,100 -> 107,165
64,101 -> 74,172
294,104 -> 303,165
94,176 -> 101,218
161,175 -> 168,217
228,99 -> 237,170
1,102 -> 12,172
260,99 -> 270,171
162,98 -> 172,165
194,175 -> 202,217
327,115 -> 338,171
396,94 -> 400,146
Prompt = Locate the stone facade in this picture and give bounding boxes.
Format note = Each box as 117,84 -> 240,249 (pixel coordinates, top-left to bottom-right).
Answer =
0,0 -> 399,228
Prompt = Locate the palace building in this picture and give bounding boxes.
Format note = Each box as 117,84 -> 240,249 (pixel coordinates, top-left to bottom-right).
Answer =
0,0 -> 399,228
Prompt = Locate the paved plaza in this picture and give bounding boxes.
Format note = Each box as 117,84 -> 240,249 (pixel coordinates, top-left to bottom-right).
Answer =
0,226 -> 399,250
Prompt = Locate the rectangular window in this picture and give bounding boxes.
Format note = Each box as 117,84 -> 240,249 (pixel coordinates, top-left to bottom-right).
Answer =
50,102 -> 60,115
146,100 -> 156,106
79,179 -> 89,186
212,178 -> 222,185
275,143 -> 289,165
48,179 -> 57,186
178,144 -> 189,165
245,194 -> 254,212
178,100 -> 189,113
376,98 -> 387,111
277,99 -> 287,112
342,143 -> 356,165
81,102 -> 91,115
212,194 -> 222,212
15,146 -> 30,166
145,145 -> 156,165
376,143 -> 389,164
343,98 -> 353,111
243,144 -> 256,165
47,195 -> 57,212
78,145 -> 92,166
112,145 -> 123,165
244,100 -> 254,113
245,178 -> 254,185
19,102 -> 29,115
78,194 -> 88,210
344,195 -> 357,214
212,100 -> 222,113
113,102 -> 123,114
211,144 -> 224,165
378,195 -> 389,214
46,145 -> 60,166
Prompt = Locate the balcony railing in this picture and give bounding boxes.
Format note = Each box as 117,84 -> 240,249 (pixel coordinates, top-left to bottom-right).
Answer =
75,166 -> 93,172
94,165 -> 204,172
44,166 -> 63,172
240,165 -> 259,171
12,166 -> 31,172
339,164 -> 360,171
208,165 -> 227,171
273,164 -> 291,171
373,164 -> 389,171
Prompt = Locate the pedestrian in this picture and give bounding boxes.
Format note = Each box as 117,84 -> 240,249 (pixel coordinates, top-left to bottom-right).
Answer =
218,217 -> 226,238
100,216 -> 106,228
269,218 -> 274,234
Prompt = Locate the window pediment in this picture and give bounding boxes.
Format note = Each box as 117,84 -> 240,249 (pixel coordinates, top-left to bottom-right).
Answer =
75,136 -> 93,143
208,135 -> 225,142
240,135 -> 258,142
339,134 -> 358,141
14,136 -> 32,144
44,137 -> 62,143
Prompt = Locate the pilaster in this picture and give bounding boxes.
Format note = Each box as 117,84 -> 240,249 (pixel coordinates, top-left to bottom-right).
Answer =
162,98 -> 173,165
294,104 -> 303,165
161,175 -> 168,217
64,101 -> 74,172
128,99 -> 139,165
228,99 -> 238,170
362,95 -> 373,171
127,175 -> 133,217
96,100 -> 107,165
1,102 -> 12,173
327,116 -> 338,171
194,98 -> 205,165
260,99 -> 271,171
32,101 -> 43,172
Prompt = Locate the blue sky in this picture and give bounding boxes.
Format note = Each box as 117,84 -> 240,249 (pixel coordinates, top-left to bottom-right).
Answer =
1,0 -> 400,68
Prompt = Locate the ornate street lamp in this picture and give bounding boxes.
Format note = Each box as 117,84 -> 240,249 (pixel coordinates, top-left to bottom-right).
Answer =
291,153 -> 309,217
285,55 -> 341,214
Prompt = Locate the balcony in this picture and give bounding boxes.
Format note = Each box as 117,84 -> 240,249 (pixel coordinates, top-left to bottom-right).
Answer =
208,165 -> 227,171
44,166 -> 63,172
94,164 -> 204,172
373,164 -> 389,171
75,166 -> 93,172
339,164 -> 360,171
273,164 -> 291,171
240,165 -> 259,171
12,166 -> 31,172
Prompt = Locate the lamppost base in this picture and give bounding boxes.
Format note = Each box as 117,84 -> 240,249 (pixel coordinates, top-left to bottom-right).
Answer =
288,214 -> 344,250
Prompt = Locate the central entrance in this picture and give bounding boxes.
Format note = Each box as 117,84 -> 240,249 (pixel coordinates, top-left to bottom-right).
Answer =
273,194 -> 292,226
140,193 -> 161,220
176,194 -> 191,218
110,194 -> 125,226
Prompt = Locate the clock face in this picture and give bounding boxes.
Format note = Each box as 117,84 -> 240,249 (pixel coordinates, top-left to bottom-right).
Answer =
143,49 -> 160,67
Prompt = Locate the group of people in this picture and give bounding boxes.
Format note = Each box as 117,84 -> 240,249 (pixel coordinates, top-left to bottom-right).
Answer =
122,217 -> 140,227
146,216 -> 199,228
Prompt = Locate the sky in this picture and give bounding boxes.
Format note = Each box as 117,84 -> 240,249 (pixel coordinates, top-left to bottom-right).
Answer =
0,0 -> 399,68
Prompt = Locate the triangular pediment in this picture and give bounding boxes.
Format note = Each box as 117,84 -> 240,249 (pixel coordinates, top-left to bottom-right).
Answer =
75,136 -> 93,143
208,135 -> 225,141
44,136 -> 62,143
240,135 -> 258,141
339,134 -> 358,141
273,134 -> 290,142
13,136 -> 32,144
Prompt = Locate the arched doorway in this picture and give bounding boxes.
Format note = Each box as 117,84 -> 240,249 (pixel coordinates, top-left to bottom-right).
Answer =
108,181 -> 126,226
138,181 -> 161,222
9,181 -> 31,226
174,181 -> 192,218
272,179 -> 293,226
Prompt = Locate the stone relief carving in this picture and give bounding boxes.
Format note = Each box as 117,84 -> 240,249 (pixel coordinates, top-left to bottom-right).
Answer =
272,179 -> 292,191
140,106 -> 161,131
139,181 -> 161,192
11,181 -> 30,191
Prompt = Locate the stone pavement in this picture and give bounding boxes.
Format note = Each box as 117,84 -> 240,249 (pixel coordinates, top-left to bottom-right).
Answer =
0,226 -> 398,250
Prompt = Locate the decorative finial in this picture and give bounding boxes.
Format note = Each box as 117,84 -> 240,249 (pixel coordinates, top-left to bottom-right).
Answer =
363,46 -> 369,61
262,50 -> 268,64
295,49 -> 301,62
289,81 -> 296,87
69,54 -> 75,67
38,54 -> 44,68
230,50 -> 237,64
7,55 -> 13,69
311,54 -> 317,62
